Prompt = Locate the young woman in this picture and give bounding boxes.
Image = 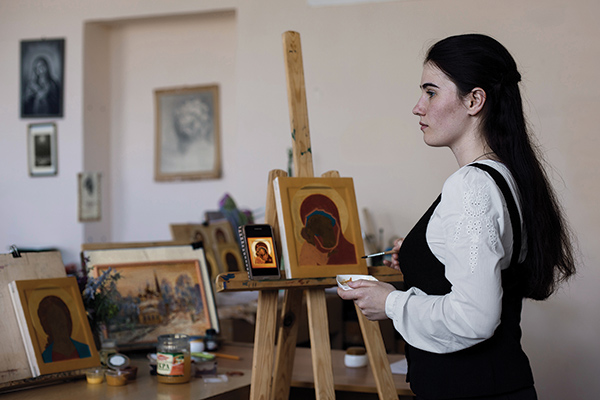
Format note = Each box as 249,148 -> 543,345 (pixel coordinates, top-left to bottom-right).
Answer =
338,34 -> 575,400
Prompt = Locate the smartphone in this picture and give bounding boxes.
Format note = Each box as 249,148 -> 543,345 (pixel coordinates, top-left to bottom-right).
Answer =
238,224 -> 281,280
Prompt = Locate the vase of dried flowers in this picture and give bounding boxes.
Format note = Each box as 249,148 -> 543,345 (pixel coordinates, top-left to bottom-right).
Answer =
80,267 -> 121,351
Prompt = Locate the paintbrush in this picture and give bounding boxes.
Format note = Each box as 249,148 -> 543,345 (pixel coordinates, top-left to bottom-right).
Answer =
361,250 -> 397,259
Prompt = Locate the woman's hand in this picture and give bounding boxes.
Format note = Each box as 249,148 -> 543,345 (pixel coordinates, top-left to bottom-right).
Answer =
383,237 -> 404,271
337,279 -> 396,320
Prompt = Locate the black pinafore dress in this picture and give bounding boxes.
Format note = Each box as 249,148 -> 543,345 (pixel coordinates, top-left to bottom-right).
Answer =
397,163 -> 534,399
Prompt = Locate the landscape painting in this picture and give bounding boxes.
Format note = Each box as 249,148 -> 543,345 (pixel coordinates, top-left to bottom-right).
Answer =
92,259 -> 216,347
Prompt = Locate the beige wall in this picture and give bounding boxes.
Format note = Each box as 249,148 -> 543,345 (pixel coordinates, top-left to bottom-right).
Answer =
1,0 -> 598,398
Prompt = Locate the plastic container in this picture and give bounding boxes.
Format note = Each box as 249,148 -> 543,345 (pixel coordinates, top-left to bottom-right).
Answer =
106,353 -> 130,370
147,353 -> 157,375
344,346 -> 368,368
122,365 -> 138,381
204,329 -> 218,351
156,334 -> 191,384
99,338 -> 118,367
105,369 -> 128,386
190,338 -> 205,353
85,367 -> 105,384
191,352 -> 217,376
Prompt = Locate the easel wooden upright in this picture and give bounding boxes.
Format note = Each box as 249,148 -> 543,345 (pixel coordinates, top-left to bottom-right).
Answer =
216,31 -> 400,400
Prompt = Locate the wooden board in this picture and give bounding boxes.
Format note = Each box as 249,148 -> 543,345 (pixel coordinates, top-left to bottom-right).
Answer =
0,251 -> 66,385
283,31 -> 313,179
216,266 -> 403,292
81,240 -> 190,251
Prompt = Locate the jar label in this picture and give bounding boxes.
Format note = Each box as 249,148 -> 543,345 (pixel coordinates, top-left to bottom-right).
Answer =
157,352 -> 185,376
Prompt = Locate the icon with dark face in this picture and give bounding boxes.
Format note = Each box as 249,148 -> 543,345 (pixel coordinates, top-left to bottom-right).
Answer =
298,194 -> 357,266
254,241 -> 274,264
38,295 -> 91,363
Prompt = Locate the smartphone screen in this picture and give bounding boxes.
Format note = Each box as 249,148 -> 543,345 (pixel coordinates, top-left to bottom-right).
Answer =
240,224 -> 281,279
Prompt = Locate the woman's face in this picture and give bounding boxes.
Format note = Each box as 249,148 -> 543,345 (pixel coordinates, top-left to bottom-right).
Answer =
304,214 -> 340,249
412,63 -> 472,150
174,99 -> 210,141
256,247 -> 268,260
34,59 -> 49,77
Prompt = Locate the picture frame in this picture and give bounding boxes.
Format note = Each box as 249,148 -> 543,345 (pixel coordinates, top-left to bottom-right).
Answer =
20,38 -> 65,118
273,176 -> 368,279
169,222 -> 243,276
169,223 -> 222,285
0,251 -> 67,384
82,244 -> 219,349
8,277 -> 101,377
78,172 -> 101,222
28,122 -> 57,176
205,221 -> 244,274
154,85 -> 221,181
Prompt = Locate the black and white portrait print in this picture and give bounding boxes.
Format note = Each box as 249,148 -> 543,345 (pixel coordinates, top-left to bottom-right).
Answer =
20,38 -> 65,118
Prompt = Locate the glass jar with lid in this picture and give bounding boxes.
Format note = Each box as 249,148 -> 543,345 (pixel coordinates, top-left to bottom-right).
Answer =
156,334 -> 191,384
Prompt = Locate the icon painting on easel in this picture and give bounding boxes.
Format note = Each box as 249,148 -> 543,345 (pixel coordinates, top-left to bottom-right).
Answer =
273,176 -> 368,279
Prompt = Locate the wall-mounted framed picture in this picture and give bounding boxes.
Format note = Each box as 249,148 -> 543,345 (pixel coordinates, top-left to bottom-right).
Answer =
20,38 -> 65,118
154,84 -> 221,181
78,172 -> 101,222
28,122 -> 57,177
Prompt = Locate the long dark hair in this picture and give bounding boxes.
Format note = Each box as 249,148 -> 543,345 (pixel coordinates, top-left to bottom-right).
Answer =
426,34 -> 575,300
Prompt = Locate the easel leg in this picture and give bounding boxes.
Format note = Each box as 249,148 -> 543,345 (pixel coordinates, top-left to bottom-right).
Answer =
250,289 -> 279,400
356,304 -> 399,400
306,288 -> 336,400
271,289 -> 303,400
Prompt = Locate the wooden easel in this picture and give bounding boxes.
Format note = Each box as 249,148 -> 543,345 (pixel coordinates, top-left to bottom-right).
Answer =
216,31 -> 399,400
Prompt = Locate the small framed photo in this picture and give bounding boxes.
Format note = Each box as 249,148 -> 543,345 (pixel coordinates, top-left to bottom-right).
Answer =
28,122 -> 58,176
78,172 -> 101,222
20,38 -> 65,118
154,85 -> 221,181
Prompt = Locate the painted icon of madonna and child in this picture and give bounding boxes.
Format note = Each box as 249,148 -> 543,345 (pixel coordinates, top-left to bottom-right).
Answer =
275,177 -> 368,279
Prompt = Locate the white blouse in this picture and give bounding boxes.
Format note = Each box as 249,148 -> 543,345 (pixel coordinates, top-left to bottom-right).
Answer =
385,160 -> 527,354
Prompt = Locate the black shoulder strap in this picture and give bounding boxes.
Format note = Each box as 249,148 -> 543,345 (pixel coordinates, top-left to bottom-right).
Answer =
470,163 -> 522,267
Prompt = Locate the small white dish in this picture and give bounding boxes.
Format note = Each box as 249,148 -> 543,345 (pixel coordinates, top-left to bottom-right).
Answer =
336,274 -> 378,291
190,339 -> 205,353
344,346 -> 368,368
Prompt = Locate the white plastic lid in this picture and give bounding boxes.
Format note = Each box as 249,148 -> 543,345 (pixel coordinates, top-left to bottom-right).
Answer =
107,353 -> 130,370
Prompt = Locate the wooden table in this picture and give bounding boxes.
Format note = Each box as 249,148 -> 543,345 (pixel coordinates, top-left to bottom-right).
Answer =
0,350 -> 252,400
0,343 -> 413,399
290,346 -> 412,398
219,343 -> 414,398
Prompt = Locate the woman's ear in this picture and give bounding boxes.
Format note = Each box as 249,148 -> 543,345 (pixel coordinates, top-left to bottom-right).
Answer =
465,88 -> 486,116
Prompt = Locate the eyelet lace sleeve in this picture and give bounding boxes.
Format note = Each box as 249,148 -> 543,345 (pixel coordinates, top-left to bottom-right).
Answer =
454,181 -> 499,273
